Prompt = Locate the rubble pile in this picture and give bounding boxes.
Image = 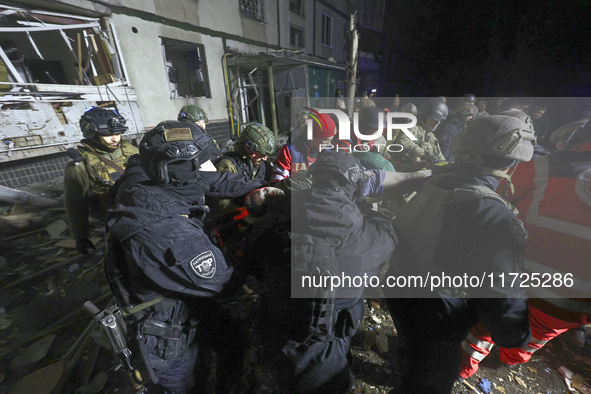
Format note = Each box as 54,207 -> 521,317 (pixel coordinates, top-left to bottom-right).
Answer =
0,181 -> 589,394
0,180 -> 114,394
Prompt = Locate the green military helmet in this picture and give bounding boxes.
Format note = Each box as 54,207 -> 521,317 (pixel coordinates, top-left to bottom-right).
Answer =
400,102 -> 418,115
178,105 -> 208,123
235,123 -> 276,157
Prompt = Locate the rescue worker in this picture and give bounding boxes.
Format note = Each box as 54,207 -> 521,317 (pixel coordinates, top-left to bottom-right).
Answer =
387,115 -> 535,394
548,120 -> 586,151
436,101 -> 478,162
64,107 -> 138,255
388,97 -> 448,165
498,109 -> 549,159
273,113 -> 336,180
475,100 -> 489,118
360,90 -> 376,107
459,120 -> 591,378
352,106 -> 394,170
214,123 -> 276,212
214,123 -> 276,213
245,151 -> 431,393
457,93 -> 477,107
178,104 -> 221,158
106,120 -> 265,394
400,101 -> 418,116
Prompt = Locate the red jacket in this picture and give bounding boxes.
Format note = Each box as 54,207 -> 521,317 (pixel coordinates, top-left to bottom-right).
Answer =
272,142 -> 317,181
502,142 -> 591,322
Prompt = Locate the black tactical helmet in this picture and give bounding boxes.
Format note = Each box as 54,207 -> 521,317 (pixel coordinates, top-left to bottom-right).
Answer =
550,121 -> 586,145
357,105 -> 385,132
139,120 -> 212,185
455,102 -> 478,118
566,120 -> 591,148
235,123 -> 276,157
308,151 -> 366,200
452,115 -> 535,164
419,98 -> 449,122
460,93 -> 476,104
178,105 -> 208,123
80,107 -> 127,139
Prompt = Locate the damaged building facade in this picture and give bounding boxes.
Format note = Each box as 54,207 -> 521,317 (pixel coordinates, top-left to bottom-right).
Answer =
0,0 -> 388,188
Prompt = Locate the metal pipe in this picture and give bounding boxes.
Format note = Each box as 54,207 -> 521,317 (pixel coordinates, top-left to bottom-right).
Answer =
222,53 -> 236,137
267,62 -> 278,139
0,22 -> 100,33
0,46 -> 25,83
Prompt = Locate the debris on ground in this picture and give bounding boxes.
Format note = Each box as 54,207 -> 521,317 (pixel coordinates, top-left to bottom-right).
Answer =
0,179 -> 590,394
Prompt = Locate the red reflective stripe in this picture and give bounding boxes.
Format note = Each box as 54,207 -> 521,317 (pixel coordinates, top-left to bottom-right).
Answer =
233,207 -> 249,221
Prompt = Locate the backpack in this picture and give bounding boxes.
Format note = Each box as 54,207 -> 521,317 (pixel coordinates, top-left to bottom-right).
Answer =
394,175 -> 518,277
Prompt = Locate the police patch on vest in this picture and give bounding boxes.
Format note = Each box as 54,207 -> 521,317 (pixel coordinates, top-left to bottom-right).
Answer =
189,251 -> 216,278
575,168 -> 591,208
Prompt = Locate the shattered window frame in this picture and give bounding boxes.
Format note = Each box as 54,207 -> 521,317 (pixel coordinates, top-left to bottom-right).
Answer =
290,25 -> 305,48
160,37 -> 211,100
0,4 -> 127,88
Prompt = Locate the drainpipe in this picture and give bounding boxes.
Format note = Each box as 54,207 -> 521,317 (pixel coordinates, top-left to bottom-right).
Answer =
267,62 -> 278,139
276,1 -> 281,47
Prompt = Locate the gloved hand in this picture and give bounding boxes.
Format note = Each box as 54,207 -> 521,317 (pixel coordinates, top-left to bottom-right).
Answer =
76,238 -> 96,255
421,152 -> 440,164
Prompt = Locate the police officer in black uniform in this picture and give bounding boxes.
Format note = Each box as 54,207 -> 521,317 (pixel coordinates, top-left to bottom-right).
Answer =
387,115 -> 535,394
106,120 -> 264,394
245,151 -> 431,393
435,101 -> 478,162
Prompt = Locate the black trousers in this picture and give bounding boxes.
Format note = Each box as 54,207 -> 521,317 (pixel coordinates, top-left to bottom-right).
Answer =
387,297 -> 478,394
263,298 -> 365,394
145,299 -> 247,394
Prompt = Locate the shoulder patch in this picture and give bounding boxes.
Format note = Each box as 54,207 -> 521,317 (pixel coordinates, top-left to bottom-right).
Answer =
189,251 -> 216,279
575,168 -> 591,208
509,219 -> 527,246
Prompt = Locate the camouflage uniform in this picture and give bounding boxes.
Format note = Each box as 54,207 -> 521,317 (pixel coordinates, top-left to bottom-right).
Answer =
64,140 -> 137,242
214,123 -> 276,214
391,124 -> 447,163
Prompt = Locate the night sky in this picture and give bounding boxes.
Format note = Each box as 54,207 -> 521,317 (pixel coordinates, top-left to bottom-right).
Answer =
384,0 -> 591,97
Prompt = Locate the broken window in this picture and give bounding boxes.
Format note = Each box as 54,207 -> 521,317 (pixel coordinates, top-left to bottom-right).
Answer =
0,4 -> 127,87
290,26 -> 305,48
161,37 -> 211,99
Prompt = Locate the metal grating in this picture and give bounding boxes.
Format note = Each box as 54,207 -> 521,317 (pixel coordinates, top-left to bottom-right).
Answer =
239,0 -> 265,22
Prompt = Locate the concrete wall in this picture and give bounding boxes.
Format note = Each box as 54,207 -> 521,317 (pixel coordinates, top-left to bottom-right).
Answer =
109,0 -> 281,129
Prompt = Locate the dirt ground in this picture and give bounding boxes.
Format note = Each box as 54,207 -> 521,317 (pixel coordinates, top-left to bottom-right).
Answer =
0,180 -> 590,394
